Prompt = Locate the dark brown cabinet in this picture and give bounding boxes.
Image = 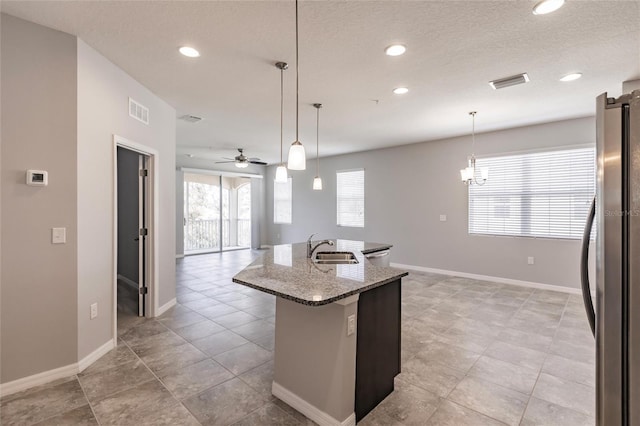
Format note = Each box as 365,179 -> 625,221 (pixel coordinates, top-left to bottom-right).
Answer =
354,279 -> 401,422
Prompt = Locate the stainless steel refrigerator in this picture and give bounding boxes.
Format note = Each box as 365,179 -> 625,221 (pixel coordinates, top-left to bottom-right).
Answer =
581,89 -> 640,425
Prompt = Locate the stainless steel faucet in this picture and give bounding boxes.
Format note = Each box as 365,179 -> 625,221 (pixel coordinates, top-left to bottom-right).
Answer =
307,233 -> 334,258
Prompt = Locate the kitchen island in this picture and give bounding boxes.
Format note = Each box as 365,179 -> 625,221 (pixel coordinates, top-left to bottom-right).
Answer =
233,240 -> 408,426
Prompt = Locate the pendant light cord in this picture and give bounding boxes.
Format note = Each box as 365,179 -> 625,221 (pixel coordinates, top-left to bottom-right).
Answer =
295,0 -> 299,142
280,67 -> 284,164
470,111 -> 476,154
316,106 -> 320,175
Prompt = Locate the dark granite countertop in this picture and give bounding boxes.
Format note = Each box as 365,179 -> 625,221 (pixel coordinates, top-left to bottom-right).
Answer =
232,240 -> 408,306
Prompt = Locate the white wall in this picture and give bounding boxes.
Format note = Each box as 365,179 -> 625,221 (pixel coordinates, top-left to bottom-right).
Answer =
77,40 -> 176,359
266,117 -> 596,290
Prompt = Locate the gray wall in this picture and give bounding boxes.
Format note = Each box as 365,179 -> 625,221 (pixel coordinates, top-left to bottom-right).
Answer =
77,39 -> 176,359
1,14 -> 78,383
266,117 -> 595,289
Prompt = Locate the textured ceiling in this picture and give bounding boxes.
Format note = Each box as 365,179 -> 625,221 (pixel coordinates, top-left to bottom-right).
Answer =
2,1 -> 639,165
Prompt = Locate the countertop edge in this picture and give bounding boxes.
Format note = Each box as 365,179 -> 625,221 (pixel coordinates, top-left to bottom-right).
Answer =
233,271 -> 409,306
361,244 -> 393,255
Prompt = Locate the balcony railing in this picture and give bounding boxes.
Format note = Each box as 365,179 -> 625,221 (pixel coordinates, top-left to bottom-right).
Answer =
186,219 -> 251,251
237,219 -> 251,247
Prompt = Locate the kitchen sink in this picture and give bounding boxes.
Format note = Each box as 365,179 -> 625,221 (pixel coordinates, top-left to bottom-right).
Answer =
313,251 -> 359,265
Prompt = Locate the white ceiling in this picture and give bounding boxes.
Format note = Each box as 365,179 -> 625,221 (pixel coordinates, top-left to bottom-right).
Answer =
2,1 -> 639,165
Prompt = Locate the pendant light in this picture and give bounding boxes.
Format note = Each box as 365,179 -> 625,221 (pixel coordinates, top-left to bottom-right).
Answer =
275,62 -> 289,183
460,111 -> 488,185
287,0 -> 306,170
312,103 -> 323,190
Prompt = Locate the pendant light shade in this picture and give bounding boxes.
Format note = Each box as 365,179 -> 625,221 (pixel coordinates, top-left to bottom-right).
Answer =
313,177 -> 323,190
312,103 -> 323,190
275,165 -> 288,183
287,0 -> 306,171
288,141 -> 306,170
275,62 -> 289,183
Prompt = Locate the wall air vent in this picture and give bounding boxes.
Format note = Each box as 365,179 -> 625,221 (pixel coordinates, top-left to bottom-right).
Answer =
489,73 -> 530,90
128,97 -> 149,125
179,115 -> 202,123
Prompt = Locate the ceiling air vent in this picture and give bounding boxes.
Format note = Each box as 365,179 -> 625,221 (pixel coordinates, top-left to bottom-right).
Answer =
179,115 -> 202,123
128,97 -> 149,125
489,73 -> 530,90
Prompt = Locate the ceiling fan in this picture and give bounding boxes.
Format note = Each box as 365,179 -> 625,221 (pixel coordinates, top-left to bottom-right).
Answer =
215,148 -> 267,168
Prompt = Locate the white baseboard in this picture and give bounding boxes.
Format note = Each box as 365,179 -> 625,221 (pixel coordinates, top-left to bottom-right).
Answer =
0,338 -> 115,398
391,262 -> 582,295
260,244 -> 274,249
78,339 -> 115,373
175,254 -> 184,259
0,363 -> 78,398
272,381 -> 356,426
156,297 -> 177,316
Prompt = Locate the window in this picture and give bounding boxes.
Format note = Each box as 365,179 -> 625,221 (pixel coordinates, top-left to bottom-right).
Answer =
274,178 -> 292,224
469,147 -> 595,239
337,169 -> 365,227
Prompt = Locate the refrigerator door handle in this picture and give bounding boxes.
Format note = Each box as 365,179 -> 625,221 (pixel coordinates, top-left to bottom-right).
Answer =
580,196 -> 596,337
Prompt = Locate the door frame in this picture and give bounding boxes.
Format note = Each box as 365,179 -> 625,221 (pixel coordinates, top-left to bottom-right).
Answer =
112,135 -> 159,343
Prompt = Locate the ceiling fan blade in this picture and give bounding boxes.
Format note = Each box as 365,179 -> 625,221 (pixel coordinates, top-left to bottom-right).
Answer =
247,157 -> 261,161
215,161 -> 236,164
249,161 -> 267,165
222,157 -> 236,160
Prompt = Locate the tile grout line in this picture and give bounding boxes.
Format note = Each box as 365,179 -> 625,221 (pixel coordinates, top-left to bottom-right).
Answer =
119,330 -> 207,425
438,286 -> 534,425
75,374 -> 103,426
516,294 -> 571,425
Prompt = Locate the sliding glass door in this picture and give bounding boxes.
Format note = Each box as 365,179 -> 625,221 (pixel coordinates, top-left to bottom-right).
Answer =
184,173 -> 252,254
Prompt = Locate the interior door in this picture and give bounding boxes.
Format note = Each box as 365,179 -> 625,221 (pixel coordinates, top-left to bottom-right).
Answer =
116,147 -> 146,316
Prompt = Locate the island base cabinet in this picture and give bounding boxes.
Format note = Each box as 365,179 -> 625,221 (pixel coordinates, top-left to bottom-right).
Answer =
355,279 -> 401,422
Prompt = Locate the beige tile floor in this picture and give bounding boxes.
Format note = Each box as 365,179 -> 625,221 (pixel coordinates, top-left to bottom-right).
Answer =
1,250 -> 596,425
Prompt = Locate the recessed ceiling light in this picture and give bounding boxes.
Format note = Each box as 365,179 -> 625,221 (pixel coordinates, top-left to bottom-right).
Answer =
533,0 -> 565,15
393,87 -> 409,95
385,44 -> 406,56
179,46 -> 200,58
560,72 -> 582,82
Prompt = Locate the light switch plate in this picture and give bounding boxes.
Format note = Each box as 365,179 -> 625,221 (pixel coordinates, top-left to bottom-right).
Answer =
90,303 -> 98,319
52,227 -> 66,244
528,256 -> 535,265
439,215 -> 447,222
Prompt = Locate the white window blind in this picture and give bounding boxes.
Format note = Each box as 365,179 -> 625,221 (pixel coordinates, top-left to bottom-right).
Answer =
469,147 -> 595,239
274,178 -> 292,224
337,169 -> 365,227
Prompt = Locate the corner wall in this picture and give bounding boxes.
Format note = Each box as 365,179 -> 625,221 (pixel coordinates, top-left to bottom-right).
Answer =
77,40 -> 176,360
1,14 -> 78,383
266,117 -> 595,290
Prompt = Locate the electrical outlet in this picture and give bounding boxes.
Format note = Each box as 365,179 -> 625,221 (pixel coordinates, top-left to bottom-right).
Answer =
528,256 -> 535,265
439,215 -> 447,222
90,303 -> 98,319
347,314 -> 356,336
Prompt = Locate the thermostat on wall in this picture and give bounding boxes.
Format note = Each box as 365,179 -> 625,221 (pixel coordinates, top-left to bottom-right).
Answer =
26,170 -> 48,186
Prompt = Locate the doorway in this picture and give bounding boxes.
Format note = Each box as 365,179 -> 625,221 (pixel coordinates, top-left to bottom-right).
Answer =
184,173 -> 252,254
116,146 -> 149,317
